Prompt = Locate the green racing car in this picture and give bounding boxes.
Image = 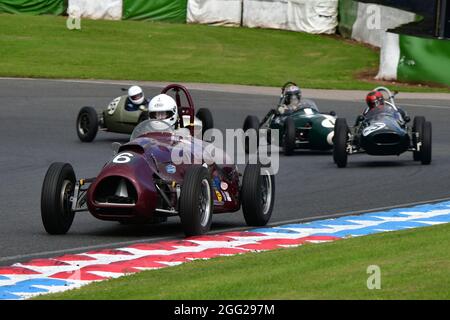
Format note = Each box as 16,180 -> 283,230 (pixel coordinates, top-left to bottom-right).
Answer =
76,84 -> 214,142
243,82 -> 337,155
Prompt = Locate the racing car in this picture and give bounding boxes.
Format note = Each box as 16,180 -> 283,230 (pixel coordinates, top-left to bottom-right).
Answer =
333,87 -> 432,168
76,84 -> 214,142
242,82 -> 336,155
42,118 -> 275,237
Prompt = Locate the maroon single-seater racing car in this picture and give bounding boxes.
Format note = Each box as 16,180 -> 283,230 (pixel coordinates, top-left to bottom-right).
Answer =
41,87 -> 275,236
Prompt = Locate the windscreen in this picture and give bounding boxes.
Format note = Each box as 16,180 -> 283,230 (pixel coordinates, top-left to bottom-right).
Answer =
130,120 -> 174,141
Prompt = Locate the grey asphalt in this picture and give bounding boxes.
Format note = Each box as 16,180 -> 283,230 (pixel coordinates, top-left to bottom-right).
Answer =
0,79 -> 449,266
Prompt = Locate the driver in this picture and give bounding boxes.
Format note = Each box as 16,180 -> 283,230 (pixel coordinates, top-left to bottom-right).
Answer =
147,94 -> 179,130
278,85 -> 302,114
125,85 -> 148,111
357,90 -> 408,125
363,90 -> 385,116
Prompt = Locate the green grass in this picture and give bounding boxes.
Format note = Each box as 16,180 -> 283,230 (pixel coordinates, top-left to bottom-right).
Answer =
39,223 -> 450,300
0,13 -> 448,92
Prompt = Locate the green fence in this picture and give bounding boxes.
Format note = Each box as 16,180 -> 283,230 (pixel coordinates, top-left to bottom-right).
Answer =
398,35 -> 450,87
0,0 -> 66,15
122,0 -> 187,23
338,0 -> 358,37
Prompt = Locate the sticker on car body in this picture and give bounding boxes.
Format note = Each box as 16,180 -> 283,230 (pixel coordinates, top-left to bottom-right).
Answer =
303,108 -> 314,116
165,164 -> 176,174
363,123 -> 386,136
107,97 -> 121,115
321,115 -> 336,128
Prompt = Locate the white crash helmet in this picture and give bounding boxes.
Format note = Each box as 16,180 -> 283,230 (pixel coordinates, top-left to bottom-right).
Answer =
148,94 -> 178,129
128,85 -> 145,105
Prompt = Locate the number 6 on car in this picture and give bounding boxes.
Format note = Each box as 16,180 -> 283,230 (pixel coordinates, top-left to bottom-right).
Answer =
113,153 -> 134,164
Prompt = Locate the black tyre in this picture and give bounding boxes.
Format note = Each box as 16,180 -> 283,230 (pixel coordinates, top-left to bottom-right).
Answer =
76,106 -> 99,142
412,116 -> 425,161
179,166 -> 213,236
41,163 -> 76,235
196,108 -> 214,137
243,115 -> 260,154
420,121 -> 432,165
333,118 -> 349,168
283,117 -> 296,156
241,164 -> 275,226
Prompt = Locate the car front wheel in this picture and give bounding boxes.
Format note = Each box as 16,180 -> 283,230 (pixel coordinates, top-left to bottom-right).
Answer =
333,118 -> 349,168
179,166 -> 213,236
241,164 -> 275,226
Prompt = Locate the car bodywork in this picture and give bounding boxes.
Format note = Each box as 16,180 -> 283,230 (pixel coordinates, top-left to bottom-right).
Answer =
246,82 -> 336,153
266,103 -> 336,151
354,111 -> 411,156
81,126 -> 241,223
101,84 -> 205,137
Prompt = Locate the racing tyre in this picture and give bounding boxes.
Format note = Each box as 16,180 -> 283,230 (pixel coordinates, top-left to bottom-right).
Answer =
283,117 -> 296,156
241,164 -> 275,226
196,108 -> 214,137
333,118 -> 349,168
420,121 -> 432,165
243,115 -> 260,154
179,166 -> 213,236
412,116 -> 425,161
41,163 -> 76,235
76,106 -> 98,142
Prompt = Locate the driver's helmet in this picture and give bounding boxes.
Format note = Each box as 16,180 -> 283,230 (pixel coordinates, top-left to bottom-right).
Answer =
128,85 -> 145,105
148,94 -> 178,130
366,90 -> 384,109
284,85 -> 302,108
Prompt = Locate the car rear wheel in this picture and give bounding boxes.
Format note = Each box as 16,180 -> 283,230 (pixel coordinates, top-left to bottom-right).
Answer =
179,166 -> 213,236
76,106 -> 99,142
333,118 -> 349,168
283,117 -> 296,156
196,108 -> 214,137
243,115 -> 260,154
41,163 -> 76,235
420,121 -> 432,165
241,164 -> 275,226
412,116 -> 425,161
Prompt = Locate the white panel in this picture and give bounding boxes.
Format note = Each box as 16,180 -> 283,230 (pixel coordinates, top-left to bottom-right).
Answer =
187,0 -> 242,26
68,0 -> 122,20
287,0 -> 338,34
243,0 -> 288,30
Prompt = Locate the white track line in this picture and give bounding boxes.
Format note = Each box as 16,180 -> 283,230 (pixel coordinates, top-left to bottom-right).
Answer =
1,196 -> 450,264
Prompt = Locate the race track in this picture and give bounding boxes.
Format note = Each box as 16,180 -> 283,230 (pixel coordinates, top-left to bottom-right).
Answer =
0,78 -> 449,266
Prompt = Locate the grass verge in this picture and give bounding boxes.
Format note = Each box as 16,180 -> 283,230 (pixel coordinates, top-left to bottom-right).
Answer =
0,14 -> 448,92
38,223 -> 450,300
